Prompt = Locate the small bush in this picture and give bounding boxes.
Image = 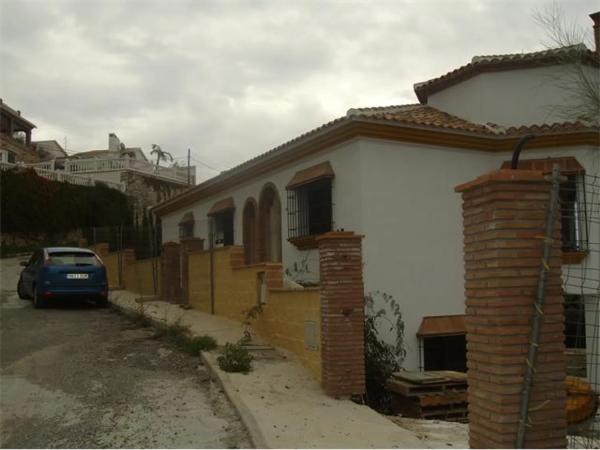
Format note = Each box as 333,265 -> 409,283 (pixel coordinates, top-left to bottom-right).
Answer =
217,342 -> 253,373
186,335 -> 218,355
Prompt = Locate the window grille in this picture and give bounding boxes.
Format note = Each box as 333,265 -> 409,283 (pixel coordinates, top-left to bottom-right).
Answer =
287,178 -> 333,239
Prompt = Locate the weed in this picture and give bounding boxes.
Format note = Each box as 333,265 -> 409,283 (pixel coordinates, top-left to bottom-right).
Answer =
186,335 -> 218,355
217,342 -> 253,373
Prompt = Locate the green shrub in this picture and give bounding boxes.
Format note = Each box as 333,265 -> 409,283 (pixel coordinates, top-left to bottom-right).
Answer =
0,168 -> 132,234
364,291 -> 406,413
217,342 -> 253,373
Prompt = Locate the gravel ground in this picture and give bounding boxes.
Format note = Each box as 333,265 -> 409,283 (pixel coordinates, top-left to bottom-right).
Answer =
0,257 -> 251,449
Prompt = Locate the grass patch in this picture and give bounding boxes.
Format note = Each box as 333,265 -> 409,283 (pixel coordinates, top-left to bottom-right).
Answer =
217,342 -> 253,374
153,320 -> 217,356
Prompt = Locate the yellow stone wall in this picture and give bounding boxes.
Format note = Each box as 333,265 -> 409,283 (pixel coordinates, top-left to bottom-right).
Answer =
188,250 -> 211,313
89,244 -> 160,297
188,246 -> 322,380
123,257 -> 161,297
102,252 -> 120,288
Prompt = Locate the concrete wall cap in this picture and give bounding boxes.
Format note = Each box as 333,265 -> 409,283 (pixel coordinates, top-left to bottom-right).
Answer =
455,169 -> 548,193
316,231 -> 365,241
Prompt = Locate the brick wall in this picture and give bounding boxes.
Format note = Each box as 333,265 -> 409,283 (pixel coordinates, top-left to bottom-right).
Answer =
317,231 -> 365,398
456,170 -> 566,448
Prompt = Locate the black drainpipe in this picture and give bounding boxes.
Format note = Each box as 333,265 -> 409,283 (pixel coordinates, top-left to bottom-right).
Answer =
510,134 -> 535,169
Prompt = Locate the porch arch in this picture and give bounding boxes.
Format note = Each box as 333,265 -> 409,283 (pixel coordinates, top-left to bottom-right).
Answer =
242,197 -> 258,264
258,183 -> 282,263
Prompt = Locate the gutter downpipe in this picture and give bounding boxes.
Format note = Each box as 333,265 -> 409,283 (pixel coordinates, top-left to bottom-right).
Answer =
515,164 -> 561,448
510,134 -> 535,169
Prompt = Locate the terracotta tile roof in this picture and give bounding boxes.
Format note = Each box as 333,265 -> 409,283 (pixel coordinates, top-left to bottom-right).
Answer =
414,44 -> 599,103
153,103 -> 598,216
347,104 -> 499,134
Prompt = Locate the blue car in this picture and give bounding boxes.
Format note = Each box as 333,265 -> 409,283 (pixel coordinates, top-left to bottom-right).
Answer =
17,247 -> 109,308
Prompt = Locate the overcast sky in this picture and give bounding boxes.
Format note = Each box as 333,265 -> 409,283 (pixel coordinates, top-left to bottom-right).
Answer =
1,0 -> 597,181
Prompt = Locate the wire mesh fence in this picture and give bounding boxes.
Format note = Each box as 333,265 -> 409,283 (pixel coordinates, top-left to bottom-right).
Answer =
559,172 -> 600,449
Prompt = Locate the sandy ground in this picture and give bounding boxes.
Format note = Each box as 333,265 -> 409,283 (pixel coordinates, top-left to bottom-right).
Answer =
0,257 -> 251,448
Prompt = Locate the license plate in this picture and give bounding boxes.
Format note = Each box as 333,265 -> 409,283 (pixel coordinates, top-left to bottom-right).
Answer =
66,273 -> 89,279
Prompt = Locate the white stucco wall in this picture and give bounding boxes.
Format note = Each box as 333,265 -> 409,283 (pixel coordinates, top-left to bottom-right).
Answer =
159,133 -> 599,373
427,65 -> 597,127
160,139 -> 364,284
356,139 -> 497,369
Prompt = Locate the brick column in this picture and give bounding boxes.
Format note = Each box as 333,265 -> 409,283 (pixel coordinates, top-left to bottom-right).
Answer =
161,242 -> 182,303
455,170 -> 565,449
180,238 -> 205,304
317,231 -> 365,398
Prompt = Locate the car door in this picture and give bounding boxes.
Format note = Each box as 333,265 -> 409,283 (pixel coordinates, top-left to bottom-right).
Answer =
21,250 -> 42,297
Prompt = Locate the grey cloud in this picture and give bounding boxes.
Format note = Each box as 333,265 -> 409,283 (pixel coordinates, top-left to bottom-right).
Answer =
1,0 -> 598,182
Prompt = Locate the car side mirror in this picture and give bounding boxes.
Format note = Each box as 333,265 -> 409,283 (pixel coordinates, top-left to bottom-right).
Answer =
19,261 -> 29,267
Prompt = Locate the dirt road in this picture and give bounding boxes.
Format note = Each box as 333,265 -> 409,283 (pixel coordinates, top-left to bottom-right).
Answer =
0,257 -> 251,448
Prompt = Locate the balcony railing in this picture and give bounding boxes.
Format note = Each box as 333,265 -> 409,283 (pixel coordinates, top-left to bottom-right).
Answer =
0,162 -> 125,191
63,158 -> 194,184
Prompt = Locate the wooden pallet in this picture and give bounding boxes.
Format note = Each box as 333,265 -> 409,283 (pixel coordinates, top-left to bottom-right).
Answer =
387,370 -> 469,423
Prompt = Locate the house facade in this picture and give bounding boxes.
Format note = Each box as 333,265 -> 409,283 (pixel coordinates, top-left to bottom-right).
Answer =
0,99 -> 41,164
154,25 -> 599,372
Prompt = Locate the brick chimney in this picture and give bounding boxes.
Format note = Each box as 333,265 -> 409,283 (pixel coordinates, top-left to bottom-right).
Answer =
591,12 -> 600,55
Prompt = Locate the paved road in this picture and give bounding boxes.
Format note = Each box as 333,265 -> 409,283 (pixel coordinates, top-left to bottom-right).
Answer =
0,258 -> 251,448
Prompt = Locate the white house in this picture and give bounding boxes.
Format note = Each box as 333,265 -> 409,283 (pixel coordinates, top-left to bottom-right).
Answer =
153,16 -> 599,373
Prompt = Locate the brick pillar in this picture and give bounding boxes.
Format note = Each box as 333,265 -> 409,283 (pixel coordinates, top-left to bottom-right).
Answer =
455,170 -> 566,449
317,231 -> 365,398
161,242 -> 182,303
180,238 -> 204,304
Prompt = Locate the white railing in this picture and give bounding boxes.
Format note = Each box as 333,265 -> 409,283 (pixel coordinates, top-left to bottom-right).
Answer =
0,162 -> 125,191
24,160 -> 56,171
63,157 -> 194,184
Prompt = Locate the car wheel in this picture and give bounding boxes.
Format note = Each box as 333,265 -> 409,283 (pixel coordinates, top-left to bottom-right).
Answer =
17,279 -> 29,300
33,286 -> 46,309
96,298 -> 109,308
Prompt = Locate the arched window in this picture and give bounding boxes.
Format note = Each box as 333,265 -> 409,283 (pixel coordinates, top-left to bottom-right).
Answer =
258,184 -> 282,263
243,198 -> 258,264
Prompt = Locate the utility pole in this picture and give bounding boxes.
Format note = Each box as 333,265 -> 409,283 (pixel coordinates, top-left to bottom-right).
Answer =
187,148 -> 191,185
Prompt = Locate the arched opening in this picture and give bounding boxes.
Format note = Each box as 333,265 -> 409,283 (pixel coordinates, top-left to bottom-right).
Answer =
258,184 -> 282,263
242,198 -> 258,264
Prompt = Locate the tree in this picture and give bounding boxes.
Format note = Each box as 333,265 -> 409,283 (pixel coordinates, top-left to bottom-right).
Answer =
150,144 -> 173,168
533,5 -> 599,126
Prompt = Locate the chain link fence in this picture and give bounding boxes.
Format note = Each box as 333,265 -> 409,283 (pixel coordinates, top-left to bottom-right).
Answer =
560,172 -> 599,448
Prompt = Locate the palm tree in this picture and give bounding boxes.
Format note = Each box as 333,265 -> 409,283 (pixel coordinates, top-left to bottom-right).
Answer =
150,144 -> 173,168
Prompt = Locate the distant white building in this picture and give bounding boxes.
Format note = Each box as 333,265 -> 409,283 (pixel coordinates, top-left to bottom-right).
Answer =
153,16 -> 599,373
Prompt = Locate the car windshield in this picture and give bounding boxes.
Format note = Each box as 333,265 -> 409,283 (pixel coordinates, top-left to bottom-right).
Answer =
47,252 -> 100,266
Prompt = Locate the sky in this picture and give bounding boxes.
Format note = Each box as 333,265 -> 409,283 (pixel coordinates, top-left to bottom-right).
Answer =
1,0 -> 597,182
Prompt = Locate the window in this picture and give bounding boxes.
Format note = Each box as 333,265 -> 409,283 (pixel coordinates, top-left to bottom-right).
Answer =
565,295 -> 586,349
286,162 -> 334,244
0,150 -> 15,163
417,315 -> 467,372
212,210 -> 234,246
178,212 -> 194,239
47,251 -> 101,266
560,174 -> 588,252
500,157 -> 588,255
208,197 -> 235,247
422,335 -> 467,372
287,178 -> 333,239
